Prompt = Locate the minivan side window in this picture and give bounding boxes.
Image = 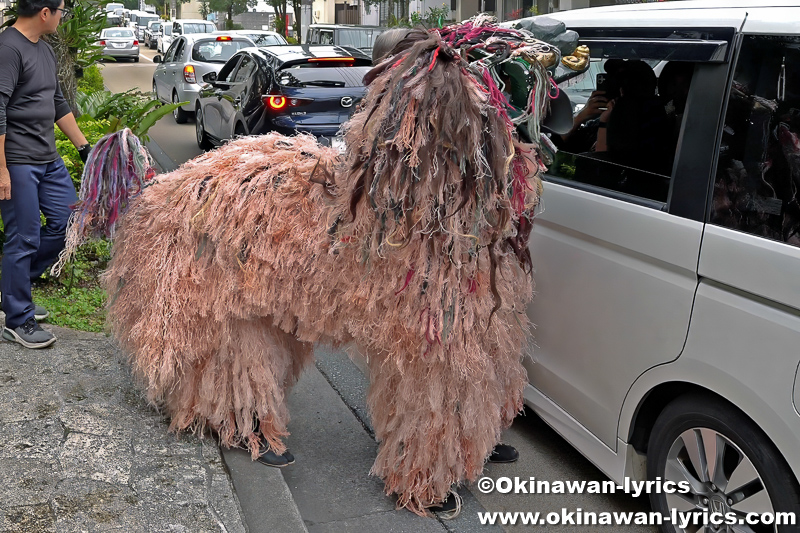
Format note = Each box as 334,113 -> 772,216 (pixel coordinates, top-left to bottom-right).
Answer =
548,49 -> 698,204
319,30 -> 334,45
711,35 -> 800,246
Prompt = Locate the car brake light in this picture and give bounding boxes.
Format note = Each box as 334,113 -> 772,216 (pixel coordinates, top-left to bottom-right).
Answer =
264,96 -> 287,110
262,96 -> 313,110
308,57 -> 355,63
216,36 -> 232,41
100,40 -> 106,45
134,40 -> 139,46
184,65 -> 196,84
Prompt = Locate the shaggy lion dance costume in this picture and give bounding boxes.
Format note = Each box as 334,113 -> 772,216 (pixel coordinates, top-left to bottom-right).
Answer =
89,20 -> 588,513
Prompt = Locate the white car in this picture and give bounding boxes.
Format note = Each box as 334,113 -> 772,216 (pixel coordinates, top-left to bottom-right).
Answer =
215,29 -> 287,47
523,1 -> 800,531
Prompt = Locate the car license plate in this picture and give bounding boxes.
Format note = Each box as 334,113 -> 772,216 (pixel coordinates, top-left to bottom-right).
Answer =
112,42 -> 126,48
331,136 -> 345,154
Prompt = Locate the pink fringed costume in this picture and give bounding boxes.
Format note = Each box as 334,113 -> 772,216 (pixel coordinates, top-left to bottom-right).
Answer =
103,28 -> 556,513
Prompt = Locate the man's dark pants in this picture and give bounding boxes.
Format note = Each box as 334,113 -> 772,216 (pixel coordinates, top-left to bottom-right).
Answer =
0,159 -> 77,329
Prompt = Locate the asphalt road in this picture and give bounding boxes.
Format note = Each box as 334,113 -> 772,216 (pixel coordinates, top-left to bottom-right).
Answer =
99,44 -> 202,169
99,51 -> 660,532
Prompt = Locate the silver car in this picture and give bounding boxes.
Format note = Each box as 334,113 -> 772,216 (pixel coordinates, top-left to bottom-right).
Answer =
98,27 -> 139,62
152,34 -> 256,124
522,1 -> 800,530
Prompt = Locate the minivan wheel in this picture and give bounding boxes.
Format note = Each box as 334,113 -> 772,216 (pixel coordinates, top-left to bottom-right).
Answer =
173,91 -> 188,124
647,394 -> 800,532
195,106 -> 213,151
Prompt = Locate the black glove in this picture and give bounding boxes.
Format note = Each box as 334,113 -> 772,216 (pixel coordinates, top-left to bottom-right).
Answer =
78,144 -> 92,164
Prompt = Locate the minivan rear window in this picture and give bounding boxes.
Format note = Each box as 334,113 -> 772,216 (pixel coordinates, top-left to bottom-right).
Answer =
183,23 -> 215,34
337,29 -> 383,50
277,66 -> 371,88
192,39 -> 254,63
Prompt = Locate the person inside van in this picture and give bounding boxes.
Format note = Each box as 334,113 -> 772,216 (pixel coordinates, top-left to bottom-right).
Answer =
595,60 -> 669,164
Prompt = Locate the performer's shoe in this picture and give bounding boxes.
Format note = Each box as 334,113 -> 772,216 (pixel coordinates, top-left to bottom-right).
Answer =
427,490 -> 462,519
488,443 -> 519,463
282,449 -> 295,465
256,446 -> 290,468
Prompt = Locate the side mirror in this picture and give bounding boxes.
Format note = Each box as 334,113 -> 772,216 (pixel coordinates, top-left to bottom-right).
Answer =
153,55 -> 162,63
203,71 -> 217,83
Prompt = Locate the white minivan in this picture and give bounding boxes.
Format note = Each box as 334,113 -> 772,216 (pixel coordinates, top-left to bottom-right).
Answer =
524,1 -> 800,530
158,19 -> 215,54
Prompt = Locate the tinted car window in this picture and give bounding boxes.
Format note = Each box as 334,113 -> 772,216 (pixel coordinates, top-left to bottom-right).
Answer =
277,65 -> 369,88
233,56 -> 255,82
172,39 -> 186,61
164,39 -> 180,61
711,34 -> 800,246
319,30 -> 334,45
547,44 -> 696,204
192,39 -> 254,63
218,56 -> 243,83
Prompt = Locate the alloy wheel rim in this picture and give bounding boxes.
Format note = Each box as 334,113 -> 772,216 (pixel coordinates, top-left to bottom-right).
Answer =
173,94 -> 179,119
664,427 -> 775,533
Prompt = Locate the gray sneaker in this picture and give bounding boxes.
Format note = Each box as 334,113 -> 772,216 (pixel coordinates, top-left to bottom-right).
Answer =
34,304 -> 49,321
0,294 -> 49,321
3,317 -> 56,349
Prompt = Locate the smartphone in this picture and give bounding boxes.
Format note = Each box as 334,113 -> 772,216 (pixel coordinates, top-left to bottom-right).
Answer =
596,73 -> 610,93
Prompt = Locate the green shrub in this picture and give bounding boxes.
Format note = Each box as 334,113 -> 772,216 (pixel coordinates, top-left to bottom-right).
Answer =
76,88 -> 184,143
286,36 -> 298,44
77,64 -> 105,94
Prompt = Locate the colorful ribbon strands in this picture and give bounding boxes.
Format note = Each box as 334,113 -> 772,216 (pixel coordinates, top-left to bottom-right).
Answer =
52,128 -> 155,277
94,18 -> 588,515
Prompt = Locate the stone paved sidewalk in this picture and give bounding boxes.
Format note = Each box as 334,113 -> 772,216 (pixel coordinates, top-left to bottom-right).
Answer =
0,325 -> 247,533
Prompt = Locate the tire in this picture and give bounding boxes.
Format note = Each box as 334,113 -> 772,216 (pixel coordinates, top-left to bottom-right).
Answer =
172,91 -> 188,124
195,105 -> 213,151
647,394 -> 800,532
134,56 -> 139,63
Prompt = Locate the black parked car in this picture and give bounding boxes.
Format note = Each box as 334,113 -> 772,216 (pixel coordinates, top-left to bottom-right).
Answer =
194,45 -> 372,150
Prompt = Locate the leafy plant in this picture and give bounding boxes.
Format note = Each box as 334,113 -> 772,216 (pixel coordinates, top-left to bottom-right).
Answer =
77,64 -> 105,94
76,88 -> 185,142
32,239 -> 112,333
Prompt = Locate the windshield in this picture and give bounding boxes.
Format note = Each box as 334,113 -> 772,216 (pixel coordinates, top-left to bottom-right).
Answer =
192,39 -> 254,63
246,33 -> 286,46
183,23 -> 216,34
337,28 -> 384,50
149,22 -> 161,31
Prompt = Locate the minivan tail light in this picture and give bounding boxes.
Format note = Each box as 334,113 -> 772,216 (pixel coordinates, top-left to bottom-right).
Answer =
184,65 -> 196,84
262,95 -> 313,110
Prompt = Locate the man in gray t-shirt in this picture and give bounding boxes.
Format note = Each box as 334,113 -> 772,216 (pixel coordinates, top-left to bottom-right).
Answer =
0,0 -> 92,348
